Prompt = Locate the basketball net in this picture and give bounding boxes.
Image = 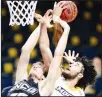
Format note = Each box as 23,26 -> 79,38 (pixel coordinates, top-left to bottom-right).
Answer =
6,1 -> 38,26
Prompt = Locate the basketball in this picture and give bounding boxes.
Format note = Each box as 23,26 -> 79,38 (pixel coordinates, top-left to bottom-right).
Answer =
60,1 -> 78,22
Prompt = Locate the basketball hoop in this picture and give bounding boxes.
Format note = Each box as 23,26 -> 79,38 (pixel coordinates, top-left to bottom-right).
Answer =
6,1 -> 38,26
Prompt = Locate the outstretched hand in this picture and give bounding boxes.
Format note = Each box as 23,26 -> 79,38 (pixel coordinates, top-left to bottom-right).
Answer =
34,13 -> 43,23
53,1 -> 68,23
34,10 -> 53,28
53,1 -> 67,16
43,9 -> 53,28
63,50 -> 79,63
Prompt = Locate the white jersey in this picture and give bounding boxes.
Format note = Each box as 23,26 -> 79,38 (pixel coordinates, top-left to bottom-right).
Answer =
51,77 -> 85,96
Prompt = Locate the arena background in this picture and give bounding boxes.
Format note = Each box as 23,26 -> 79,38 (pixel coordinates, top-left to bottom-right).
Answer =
1,0 -> 102,96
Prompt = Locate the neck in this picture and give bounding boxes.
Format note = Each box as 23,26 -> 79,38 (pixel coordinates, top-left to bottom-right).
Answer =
65,77 -> 79,88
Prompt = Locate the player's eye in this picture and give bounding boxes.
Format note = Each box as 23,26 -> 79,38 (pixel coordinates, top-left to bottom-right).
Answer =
69,62 -> 73,64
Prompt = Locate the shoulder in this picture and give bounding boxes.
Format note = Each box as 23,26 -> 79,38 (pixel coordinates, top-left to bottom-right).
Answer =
2,86 -> 12,96
76,87 -> 85,96
80,89 -> 85,96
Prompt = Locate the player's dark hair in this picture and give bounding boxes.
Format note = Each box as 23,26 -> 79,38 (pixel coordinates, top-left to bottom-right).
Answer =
75,56 -> 97,89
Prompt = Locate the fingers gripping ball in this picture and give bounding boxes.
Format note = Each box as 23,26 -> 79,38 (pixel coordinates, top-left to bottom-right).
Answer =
60,1 -> 78,22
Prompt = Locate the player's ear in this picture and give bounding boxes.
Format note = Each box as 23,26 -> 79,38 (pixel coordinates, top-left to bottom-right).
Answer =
78,73 -> 83,79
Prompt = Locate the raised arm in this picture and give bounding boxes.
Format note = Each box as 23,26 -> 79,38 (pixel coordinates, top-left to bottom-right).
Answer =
39,9 -> 53,72
45,17 -> 70,92
15,14 -> 42,83
40,4 -> 70,95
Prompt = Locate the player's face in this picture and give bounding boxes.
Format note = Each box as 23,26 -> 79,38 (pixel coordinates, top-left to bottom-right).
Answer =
29,62 -> 44,80
62,61 -> 84,79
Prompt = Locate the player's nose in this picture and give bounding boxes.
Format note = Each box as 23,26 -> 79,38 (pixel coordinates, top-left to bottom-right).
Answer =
69,62 -> 74,67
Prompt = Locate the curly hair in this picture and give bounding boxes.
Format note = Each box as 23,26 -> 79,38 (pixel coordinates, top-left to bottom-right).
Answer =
75,56 -> 97,89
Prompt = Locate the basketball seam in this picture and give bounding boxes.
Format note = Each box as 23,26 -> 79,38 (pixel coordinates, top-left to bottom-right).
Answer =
69,2 -> 73,22
70,1 -> 78,21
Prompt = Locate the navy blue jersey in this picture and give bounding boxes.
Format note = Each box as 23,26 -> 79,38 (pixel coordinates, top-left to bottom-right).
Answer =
3,78 -> 40,96
2,86 -> 12,96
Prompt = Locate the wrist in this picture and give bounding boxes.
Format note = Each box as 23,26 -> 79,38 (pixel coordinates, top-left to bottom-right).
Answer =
41,23 -> 47,28
53,15 -> 60,23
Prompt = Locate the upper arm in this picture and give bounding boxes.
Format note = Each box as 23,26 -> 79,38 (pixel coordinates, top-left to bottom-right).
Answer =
39,78 -> 55,96
40,55 -> 62,95
15,50 -> 30,83
39,24 -> 53,72
46,55 -> 62,82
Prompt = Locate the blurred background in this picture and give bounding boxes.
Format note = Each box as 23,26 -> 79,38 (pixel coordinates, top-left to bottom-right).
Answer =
1,0 -> 102,96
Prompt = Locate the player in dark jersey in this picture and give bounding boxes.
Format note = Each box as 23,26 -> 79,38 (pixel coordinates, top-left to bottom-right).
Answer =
2,2 -> 70,96
2,13 -> 43,96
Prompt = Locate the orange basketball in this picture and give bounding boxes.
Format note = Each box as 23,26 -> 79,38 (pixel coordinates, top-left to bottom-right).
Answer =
60,1 -> 78,22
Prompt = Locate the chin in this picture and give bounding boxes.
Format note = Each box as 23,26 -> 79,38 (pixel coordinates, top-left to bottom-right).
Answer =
62,71 -> 79,80
62,71 -> 72,79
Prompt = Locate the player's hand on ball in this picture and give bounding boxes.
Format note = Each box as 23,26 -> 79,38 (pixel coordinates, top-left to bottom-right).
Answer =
34,13 -> 43,23
43,9 -> 53,28
63,50 -> 79,63
53,1 -> 67,17
53,1 -> 67,23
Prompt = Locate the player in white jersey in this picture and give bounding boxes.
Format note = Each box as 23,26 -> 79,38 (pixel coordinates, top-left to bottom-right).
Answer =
39,2 -> 97,96
51,76 -> 85,96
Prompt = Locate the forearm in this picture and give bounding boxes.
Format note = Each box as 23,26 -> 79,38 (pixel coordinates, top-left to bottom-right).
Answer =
46,18 -> 70,87
47,18 -> 70,77
15,51 -> 30,83
51,18 -> 70,77
54,18 -> 70,56
39,24 -> 50,48
39,23 -> 53,71
22,23 -> 41,52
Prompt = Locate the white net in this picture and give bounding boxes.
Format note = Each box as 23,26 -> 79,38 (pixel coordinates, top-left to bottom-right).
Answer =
7,1 -> 38,26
